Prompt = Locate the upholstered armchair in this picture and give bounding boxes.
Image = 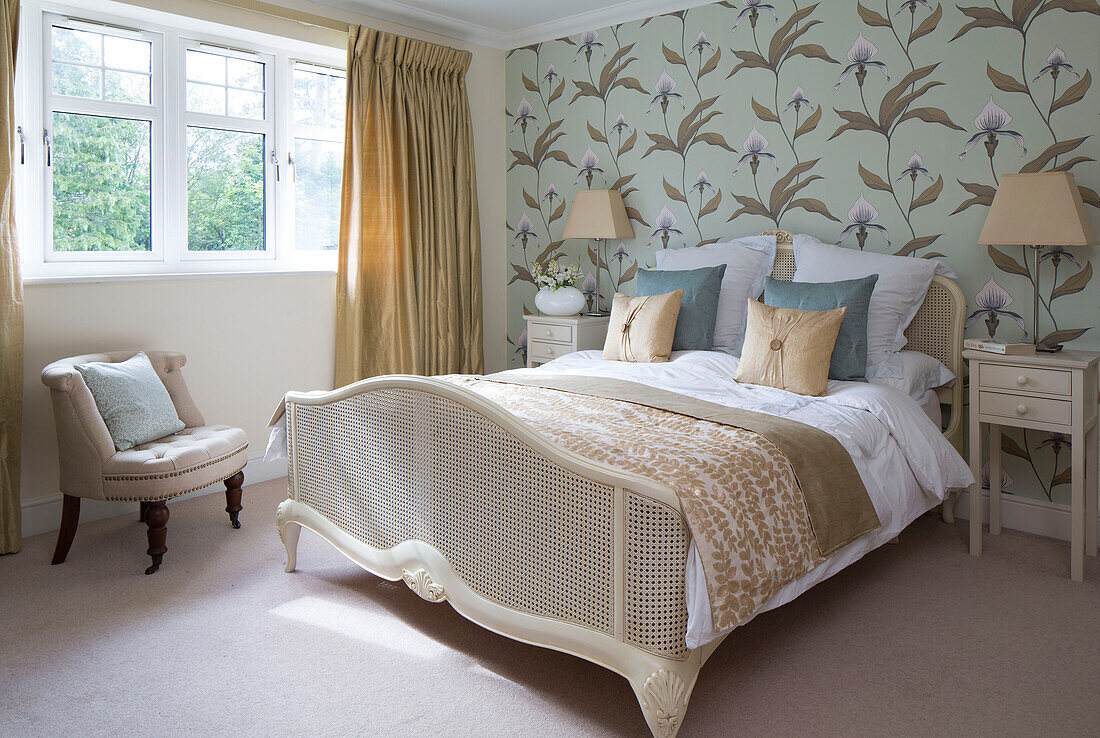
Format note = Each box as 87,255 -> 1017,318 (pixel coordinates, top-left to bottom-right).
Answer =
41,351 -> 248,574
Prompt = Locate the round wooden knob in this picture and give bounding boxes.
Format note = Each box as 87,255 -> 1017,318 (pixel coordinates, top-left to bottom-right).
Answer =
545,329 -> 553,336
1016,375 -> 1027,385
1016,404 -> 1028,414
546,347 -> 555,356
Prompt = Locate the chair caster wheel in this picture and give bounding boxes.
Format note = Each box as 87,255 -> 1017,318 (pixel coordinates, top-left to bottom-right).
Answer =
229,513 -> 241,529
145,554 -> 163,575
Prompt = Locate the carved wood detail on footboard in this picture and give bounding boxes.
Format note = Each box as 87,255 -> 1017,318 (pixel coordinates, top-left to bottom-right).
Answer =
276,376 -> 704,738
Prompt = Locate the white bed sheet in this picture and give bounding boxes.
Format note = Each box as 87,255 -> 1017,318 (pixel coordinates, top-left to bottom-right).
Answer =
508,350 -> 973,649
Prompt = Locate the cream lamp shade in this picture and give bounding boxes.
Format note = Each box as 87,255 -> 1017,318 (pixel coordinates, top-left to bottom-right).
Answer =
977,172 -> 1097,246
562,190 -> 635,239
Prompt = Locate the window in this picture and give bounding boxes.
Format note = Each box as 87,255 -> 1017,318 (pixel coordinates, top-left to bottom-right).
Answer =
291,63 -> 345,251
18,3 -> 345,279
184,46 -> 272,255
46,21 -> 158,259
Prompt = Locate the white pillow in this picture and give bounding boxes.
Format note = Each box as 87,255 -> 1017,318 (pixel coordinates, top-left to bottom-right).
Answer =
654,235 -> 776,353
868,351 -> 955,398
793,234 -> 954,375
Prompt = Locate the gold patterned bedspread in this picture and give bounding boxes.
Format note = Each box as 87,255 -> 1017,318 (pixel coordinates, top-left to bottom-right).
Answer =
438,374 -> 877,632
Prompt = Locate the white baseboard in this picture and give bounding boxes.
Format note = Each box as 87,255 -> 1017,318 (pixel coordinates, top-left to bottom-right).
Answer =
20,453 -> 286,539
952,489 -> 1071,542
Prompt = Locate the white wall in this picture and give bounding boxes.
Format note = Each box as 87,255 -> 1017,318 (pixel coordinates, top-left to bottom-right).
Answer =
19,0 -> 506,536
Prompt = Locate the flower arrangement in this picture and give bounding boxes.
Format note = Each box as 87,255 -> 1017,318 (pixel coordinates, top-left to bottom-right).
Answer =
533,259 -> 583,291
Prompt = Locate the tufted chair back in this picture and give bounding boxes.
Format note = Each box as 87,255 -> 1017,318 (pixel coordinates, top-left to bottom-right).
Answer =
41,351 -> 205,501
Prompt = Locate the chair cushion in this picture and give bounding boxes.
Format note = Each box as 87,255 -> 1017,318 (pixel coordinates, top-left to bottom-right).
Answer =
103,425 -> 248,502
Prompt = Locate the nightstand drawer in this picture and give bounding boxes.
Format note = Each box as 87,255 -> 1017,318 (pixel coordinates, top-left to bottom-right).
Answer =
529,339 -> 570,363
978,391 -> 1071,426
528,322 -> 574,344
979,364 -> 1071,395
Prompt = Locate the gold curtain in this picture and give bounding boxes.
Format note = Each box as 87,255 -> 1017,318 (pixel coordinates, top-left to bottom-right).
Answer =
0,0 -> 20,554
335,26 -> 483,385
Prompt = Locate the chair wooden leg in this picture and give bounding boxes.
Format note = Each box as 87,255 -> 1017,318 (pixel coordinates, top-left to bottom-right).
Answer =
224,471 -> 244,529
51,494 -> 81,565
144,501 -> 169,575
139,501 -> 151,523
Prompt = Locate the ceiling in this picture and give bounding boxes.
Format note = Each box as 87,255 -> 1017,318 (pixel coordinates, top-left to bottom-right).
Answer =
311,0 -> 709,49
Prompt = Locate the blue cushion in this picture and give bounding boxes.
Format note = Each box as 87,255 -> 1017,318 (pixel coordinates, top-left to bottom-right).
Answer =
75,352 -> 186,451
762,275 -> 879,382
636,264 -> 727,351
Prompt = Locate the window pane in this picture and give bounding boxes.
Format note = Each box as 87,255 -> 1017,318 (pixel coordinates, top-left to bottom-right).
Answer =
104,36 -> 150,73
187,127 -> 265,251
53,62 -> 101,98
187,50 -> 267,119
227,89 -> 264,119
186,50 -> 225,85
321,75 -> 343,129
293,68 -> 344,129
227,58 -> 263,90
52,27 -> 101,65
52,113 -> 151,252
52,26 -> 153,103
186,82 -> 224,115
294,138 -> 342,250
105,70 -> 151,104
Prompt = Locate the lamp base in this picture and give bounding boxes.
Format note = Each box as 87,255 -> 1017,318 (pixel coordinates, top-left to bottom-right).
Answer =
585,310 -> 610,317
1029,246 -> 1065,354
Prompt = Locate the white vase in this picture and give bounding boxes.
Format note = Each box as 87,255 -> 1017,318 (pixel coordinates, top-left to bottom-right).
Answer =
535,286 -> 585,316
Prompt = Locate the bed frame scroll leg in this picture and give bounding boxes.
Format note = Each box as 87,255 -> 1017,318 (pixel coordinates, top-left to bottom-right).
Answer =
629,663 -> 699,738
276,499 -> 301,573
941,490 -> 958,524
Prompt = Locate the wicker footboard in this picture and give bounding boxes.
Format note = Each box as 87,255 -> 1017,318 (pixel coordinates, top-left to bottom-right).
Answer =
275,375 -> 714,737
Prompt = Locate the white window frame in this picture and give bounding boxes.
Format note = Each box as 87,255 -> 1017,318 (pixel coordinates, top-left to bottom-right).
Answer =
17,0 -> 344,282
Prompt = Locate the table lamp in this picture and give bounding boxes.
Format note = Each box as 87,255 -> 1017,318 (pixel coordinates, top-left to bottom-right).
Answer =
977,172 -> 1097,352
562,189 -> 634,315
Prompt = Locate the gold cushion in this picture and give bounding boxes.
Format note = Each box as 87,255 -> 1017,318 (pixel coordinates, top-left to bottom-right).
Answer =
734,300 -> 847,396
602,290 -> 683,363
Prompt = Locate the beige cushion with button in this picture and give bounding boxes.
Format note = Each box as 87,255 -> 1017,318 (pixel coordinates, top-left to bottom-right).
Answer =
734,299 -> 847,396
602,290 -> 683,363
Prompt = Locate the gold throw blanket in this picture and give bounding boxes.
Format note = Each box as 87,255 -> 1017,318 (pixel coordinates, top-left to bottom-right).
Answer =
438,373 -> 880,631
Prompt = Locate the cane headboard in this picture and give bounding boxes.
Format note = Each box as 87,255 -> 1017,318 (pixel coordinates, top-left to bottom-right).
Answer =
761,229 -> 965,451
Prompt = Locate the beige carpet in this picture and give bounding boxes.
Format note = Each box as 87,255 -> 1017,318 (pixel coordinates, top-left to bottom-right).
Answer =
2,478 -> 1098,737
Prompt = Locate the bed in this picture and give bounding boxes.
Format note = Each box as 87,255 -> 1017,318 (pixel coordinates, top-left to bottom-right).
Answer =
272,230 -> 970,737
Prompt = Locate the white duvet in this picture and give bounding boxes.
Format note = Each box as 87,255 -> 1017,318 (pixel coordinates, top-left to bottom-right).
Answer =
266,349 -> 974,649
506,350 -> 974,649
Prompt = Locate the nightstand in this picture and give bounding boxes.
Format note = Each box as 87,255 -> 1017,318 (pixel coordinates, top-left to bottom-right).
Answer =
523,314 -> 610,368
966,349 -> 1099,581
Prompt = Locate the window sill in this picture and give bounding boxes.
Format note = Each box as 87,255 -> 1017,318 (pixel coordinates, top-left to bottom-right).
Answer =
22,266 -> 337,286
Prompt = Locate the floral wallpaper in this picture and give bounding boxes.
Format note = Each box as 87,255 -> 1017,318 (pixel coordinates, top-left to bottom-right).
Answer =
506,0 -> 1100,506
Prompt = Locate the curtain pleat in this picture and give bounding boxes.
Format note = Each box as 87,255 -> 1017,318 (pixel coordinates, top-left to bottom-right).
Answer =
335,26 -> 483,385
0,0 -> 21,554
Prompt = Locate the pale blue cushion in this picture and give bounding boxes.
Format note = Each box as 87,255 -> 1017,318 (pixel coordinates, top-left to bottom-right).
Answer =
636,264 -> 727,351
75,352 -> 185,451
763,275 -> 879,382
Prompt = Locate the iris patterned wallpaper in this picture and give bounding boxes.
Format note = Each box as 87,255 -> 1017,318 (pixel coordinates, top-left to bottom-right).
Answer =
506,0 -> 1100,505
